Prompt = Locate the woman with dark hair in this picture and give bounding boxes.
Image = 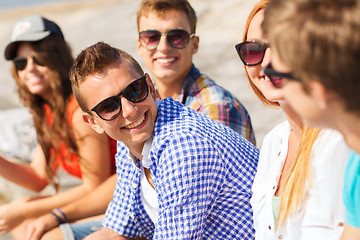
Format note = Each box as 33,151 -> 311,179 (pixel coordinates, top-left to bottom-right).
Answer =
0,15 -> 116,239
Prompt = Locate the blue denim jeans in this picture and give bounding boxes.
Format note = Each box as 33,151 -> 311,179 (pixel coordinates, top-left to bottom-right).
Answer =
60,219 -> 103,240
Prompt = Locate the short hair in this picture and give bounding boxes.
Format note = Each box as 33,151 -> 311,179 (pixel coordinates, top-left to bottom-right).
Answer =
263,0 -> 360,115
70,42 -> 144,112
136,0 -> 197,34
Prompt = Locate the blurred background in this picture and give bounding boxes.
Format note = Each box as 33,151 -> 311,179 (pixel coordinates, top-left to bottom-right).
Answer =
0,1 -> 285,239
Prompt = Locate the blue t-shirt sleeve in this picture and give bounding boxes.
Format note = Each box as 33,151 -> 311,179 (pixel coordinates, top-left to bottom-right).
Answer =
343,151 -> 360,227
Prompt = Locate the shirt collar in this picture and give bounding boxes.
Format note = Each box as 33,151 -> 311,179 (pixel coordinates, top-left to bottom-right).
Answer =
176,64 -> 201,103
140,99 -> 159,168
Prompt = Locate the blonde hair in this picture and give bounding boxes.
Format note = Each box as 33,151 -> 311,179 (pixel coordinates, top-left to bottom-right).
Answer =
243,0 -> 322,229
277,127 -> 320,228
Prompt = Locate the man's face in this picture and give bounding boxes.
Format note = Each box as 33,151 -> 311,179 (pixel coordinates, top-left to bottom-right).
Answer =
81,62 -> 158,150
137,10 -> 199,87
271,49 -> 331,128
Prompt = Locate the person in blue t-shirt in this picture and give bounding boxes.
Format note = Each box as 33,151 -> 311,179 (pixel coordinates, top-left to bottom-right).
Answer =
261,0 -> 360,239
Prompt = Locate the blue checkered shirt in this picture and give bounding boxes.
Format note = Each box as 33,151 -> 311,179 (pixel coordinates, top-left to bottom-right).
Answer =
103,97 -> 259,239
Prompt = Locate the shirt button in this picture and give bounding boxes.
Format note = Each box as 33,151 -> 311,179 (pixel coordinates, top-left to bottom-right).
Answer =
279,235 -> 283,239
338,222 -> 344,227
132,182 -> 137,189
268,225 -> 272,230
278,151 -> 281,156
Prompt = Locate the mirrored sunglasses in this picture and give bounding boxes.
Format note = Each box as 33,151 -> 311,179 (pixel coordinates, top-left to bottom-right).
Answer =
139,29 -> 195,50
264,63 -> 298,88
13,56 -> 45,71
235,41 -> 269,66
90,75 -> 149,121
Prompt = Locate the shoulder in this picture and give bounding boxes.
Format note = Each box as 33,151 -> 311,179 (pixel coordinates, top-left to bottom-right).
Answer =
343,151 -> 360,228
261,121 -> 290,148
115,141 -> 130,163
311,129 -> 350,166
153,100 -> 259,162
191,74 -> 240,103
70,101 -> 105,140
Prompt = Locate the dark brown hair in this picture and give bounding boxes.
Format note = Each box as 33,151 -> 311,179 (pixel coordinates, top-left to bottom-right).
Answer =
11,34 -> 76,189
263,0 -> 360,115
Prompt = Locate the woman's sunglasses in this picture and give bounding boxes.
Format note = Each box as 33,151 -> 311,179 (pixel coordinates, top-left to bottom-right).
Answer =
264,63 -> 298,88
139,29 -> 195,50
90,75 -> 149,121
235,41 -> 269,66
13,56 -> 45,71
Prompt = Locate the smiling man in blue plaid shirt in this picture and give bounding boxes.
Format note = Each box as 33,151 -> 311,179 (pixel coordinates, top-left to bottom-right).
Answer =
70,42 -> 259,240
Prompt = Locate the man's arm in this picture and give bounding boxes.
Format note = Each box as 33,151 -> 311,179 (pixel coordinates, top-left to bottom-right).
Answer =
84,227 -> 145,240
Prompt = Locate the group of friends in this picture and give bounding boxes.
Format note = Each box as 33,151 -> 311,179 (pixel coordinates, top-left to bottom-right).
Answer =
0,0 -> 358,239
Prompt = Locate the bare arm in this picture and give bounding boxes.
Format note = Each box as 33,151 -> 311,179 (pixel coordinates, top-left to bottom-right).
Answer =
62,173 -> 116,221
26,174 -> 117,240
0,108 -> 113,233
341,224 -> 360,240
0,145 -> 49,192
84,227 -> 145,240
23,108 -> 113,216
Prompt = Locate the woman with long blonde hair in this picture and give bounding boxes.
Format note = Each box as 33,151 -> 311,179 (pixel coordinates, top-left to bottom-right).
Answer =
236,0 -> 350,238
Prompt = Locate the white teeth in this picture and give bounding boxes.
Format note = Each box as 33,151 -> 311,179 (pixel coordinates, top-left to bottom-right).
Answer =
28,76 -> 41,83
156,58 -> 175,63
124,115 -> 145,129
264,76 -> 271,82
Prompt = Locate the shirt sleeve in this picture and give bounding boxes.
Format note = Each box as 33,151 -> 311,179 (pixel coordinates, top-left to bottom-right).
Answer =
102,145 -> 140,237
343,151 -> 360,228
299,132 -> 349,239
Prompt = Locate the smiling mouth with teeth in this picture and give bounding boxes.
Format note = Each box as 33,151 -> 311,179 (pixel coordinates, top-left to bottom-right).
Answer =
124,114 -> 146,129
156,58 -> 175,63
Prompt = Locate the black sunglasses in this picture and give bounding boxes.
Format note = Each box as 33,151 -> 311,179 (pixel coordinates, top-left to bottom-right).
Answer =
90,75 -> 149,121
139,29 -> 195,50
264,63 -> 298,88
13,56 -> 45,71
235,41 -> 269,66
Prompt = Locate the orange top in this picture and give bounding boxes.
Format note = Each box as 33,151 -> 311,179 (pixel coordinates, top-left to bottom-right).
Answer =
44,95 -> 116,178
